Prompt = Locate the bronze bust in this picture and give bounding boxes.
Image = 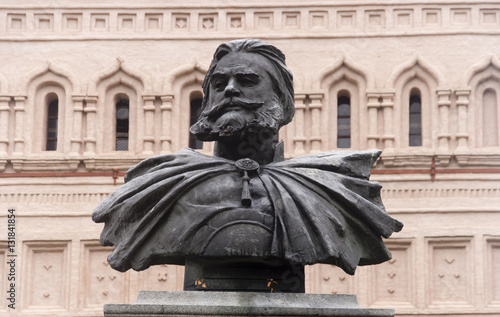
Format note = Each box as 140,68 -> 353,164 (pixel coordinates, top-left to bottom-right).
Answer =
93,39 -> 403,292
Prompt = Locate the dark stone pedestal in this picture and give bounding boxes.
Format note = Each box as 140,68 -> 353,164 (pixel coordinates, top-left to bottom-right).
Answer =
184,258 -> 305,293
104,291 -> 395,317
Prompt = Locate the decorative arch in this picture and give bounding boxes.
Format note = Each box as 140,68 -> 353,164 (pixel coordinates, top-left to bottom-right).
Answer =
390,54 -> 442,149
164,61 -> 212,153
163,61 -> 207,93
24,62 -> 76,154
93,58 -> 147,154
317,56 -> 374,90
461,53 -> 500,88
464,54 -> 500,148
88,58 -> 151,94
20,61 -> 80,93
387,54 -> 444,88
316,56 -> 371,150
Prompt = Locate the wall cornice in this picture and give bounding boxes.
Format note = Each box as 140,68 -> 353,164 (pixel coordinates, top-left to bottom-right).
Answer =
0,2 -> 498,41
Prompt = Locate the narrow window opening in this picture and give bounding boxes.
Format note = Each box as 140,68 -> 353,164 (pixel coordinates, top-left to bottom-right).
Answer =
337,92 -> 351,148
409,89 -> 422,146
46,98 -> 58,151
483,88 -> 498,146
115,98 -> 129,151
189,93 -> 204,149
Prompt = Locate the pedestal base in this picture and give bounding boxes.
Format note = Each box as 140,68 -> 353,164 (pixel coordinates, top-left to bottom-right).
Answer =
104,291 -> 395,317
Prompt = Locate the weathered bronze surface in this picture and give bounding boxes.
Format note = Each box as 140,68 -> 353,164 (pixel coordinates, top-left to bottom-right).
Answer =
92,39 -> 403,293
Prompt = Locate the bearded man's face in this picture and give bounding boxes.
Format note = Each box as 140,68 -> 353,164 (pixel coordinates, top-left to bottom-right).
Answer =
190,52 -> 284,141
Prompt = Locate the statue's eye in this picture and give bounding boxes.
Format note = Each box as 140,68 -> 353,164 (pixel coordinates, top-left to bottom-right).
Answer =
214,80 -> 227,91
238,75 -> 259,87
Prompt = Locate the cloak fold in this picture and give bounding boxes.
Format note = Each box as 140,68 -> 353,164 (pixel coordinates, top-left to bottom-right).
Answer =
93,148 -> 403,274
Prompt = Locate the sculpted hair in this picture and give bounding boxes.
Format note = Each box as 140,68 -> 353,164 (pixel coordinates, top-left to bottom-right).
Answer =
202,39 -> 295,127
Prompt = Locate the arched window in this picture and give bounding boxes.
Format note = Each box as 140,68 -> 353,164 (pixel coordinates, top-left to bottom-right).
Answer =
189,92 -> 203,149
483,88 -> 498,147
337,91 -> 351,148
115,97 -> 130,151
45,95 -> 58,151
409,89 -> 422,146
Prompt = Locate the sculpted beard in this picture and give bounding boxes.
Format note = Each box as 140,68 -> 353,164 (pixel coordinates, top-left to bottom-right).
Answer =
190,96 -> 284,141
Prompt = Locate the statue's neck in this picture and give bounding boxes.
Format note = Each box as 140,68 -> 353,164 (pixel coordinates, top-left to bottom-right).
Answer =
213,134 -> 276,165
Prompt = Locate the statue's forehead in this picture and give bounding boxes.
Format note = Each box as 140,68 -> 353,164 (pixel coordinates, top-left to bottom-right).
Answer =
214,52 -> 274,75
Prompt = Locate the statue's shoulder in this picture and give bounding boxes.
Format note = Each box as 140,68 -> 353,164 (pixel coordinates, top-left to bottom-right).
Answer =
269,149 -> 381,180
125,148 -> 227,182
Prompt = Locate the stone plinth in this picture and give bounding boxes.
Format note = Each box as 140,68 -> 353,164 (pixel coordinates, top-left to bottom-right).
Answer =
104,291 -> 394,317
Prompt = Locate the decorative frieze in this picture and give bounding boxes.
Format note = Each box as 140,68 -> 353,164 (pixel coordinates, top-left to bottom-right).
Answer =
227,13 -> 245,30
145,13 -> 163,32
0,4 -> 498,39
381,186 -> 500,200
7,13 -> 26,32
63,13 -> 83,32
451,8 -> 472,26
423,9 -> 442,27
480,9 -> 500,26
309,11 -> 328,29
365,10 -> 386,30
1,184 -> 500,205
0,192 -> 110,204
393,9 -> 414,28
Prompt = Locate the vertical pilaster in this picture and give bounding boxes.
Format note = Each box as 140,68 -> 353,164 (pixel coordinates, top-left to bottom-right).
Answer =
293,94 -> 307,155
160,95 -> 173,153
309,93 -> 323,153
0,96 -> 10,155
142,95 -> 156,155
381,93 -> 395,149
366,93 -> 381,149
455,90 -> 470,150
437,90 -> 452,151
13,96 -> 26,155
83,96 -> 98,155
71,95 -> 85,155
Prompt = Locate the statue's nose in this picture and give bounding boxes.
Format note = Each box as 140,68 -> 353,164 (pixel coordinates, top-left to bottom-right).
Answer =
224,79 -> 240,98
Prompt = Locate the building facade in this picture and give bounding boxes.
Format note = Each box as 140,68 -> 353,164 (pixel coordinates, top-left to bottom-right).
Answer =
0,0 -> 499,316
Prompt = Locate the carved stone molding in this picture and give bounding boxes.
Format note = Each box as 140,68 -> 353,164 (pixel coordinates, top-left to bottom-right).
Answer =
80,241 -> 130,310
1,4 -> 498,40
22,241 -> 71,312
426,237 -> 474,310
368,240 -> 415,309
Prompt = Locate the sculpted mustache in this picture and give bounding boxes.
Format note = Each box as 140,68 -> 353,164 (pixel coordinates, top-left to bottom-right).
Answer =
202,98 -> 265,121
